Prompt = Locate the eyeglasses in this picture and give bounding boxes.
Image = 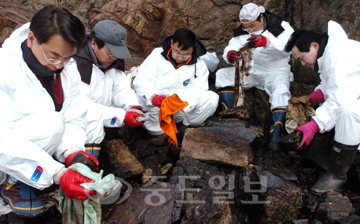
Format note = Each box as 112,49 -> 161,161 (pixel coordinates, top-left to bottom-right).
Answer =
39,44 -> 74,65
104,47 -> 117,60
172,50 -> 191,59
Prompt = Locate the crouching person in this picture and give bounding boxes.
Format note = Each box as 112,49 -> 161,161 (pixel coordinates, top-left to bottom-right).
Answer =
133,28 -> 219,146
73,20 -> 145,157
285,20 -> 360,194
0,5 -> 100,217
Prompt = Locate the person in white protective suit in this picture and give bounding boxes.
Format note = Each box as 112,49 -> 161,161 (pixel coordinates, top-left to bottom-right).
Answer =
284,20 -> 360,194
133,28 -> 219,146
215,3 -> 294,151
73,20 -> 145,157
0,5 -> 101,217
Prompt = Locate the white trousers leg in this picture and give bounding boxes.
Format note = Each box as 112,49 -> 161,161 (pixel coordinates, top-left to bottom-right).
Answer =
266,73 -> 291,110
175,91 -> 219,125
334,101 -> 360,146
215,67 -> 291,110
137,91 -> 219,135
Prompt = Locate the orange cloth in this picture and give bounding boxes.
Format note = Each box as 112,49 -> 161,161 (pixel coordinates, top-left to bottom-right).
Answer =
159,94 -> 189,146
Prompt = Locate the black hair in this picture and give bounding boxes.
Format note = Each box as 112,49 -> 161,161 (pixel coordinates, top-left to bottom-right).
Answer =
29,5 -> 86,49
172,28 -> 196,50
284,29 -> 323,52
89,31 -> 106,49
255,13 -> 263,22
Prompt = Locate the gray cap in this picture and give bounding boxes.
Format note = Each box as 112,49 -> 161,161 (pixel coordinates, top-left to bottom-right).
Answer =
93,20 -> 131,59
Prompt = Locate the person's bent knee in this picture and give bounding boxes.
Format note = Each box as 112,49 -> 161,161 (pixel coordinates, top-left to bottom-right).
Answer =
338,102 -> 360,119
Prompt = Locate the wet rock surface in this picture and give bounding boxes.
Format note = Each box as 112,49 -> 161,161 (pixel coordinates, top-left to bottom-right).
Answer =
240,170 -> 303,223
2,0 -> 360,223
103,183 -> 175,223
317,191 -> 353,223
180,121 -> 260,167
3,119 -> 360,224
97,124 -> 360,224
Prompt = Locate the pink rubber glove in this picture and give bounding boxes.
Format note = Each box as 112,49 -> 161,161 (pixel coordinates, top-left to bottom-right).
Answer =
59,169 -> 96,201
247,34 -> 268,47
151,94 -> 166,107
295,119 -> 320,150
227,50 -> 239,63
309,89 -> 325,106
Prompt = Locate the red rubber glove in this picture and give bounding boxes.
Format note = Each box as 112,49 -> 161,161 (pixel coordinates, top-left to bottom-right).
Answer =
295,119 -> 320,150
124,108 -> 145,128
247,34 -> 268,47
309,89 -> 325,106
59,169 -> 96,201
227,50 -> 239,63
129,105 -> 144,111
65,150 -> 99,168
151,94 -> 166,107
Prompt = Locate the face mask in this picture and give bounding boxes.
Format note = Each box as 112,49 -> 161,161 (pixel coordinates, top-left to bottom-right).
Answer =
250,29 -> 263,35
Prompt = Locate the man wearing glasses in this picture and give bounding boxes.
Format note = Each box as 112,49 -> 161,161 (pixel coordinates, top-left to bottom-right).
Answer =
73,20 -> 145,158
215,2 -> 294,151
0,5 -> 101,216
133,28 -> 219,146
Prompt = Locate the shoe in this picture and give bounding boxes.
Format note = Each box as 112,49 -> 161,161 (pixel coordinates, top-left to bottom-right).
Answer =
311,144 -> 357,194
177,123 -> 188,140
1,176 -> 45,217
150,134 -> 168,146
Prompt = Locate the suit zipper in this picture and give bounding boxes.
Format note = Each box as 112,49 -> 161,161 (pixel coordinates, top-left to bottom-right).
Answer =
53,73 -> 56,85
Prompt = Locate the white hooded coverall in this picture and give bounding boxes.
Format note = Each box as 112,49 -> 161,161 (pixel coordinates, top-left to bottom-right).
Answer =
0,23 -> 88,190
133,47 -> 219,135
313,21 -> 360,146
216,20 -> 294,110
80,60 -> 139,144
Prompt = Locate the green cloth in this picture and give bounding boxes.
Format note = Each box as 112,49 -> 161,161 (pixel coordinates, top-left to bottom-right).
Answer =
59,163 -> 115,224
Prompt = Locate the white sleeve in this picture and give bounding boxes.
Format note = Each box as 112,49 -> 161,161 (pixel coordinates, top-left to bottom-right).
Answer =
0,81 -> 63,190
133,48 -> 162,106
313,45 -> 360,132
222,36 -> 247,64
110,70 -> 139,109
264,21 -> 294,55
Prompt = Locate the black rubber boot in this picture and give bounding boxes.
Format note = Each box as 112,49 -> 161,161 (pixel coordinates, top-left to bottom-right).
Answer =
150,134 -> 168,146
311,142 -> 358,194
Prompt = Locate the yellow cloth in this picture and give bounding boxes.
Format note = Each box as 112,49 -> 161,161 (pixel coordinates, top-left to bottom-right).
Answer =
159,94 -> 189,146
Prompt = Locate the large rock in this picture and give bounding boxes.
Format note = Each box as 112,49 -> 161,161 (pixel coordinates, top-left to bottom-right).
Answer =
180,121 -> 261,167
316,191 -> 353,223
103,183 -> 175,223
0,1 -> 33,45
241,170 -> 303,224
101,139 -> 144,178
4,0 -> 360,70
170,157 -> 238,223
